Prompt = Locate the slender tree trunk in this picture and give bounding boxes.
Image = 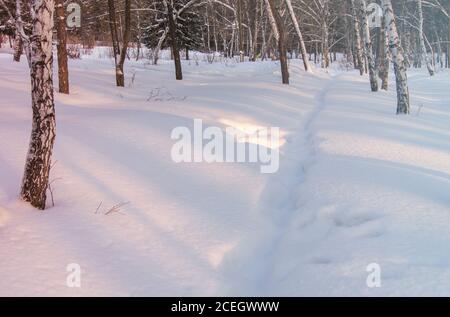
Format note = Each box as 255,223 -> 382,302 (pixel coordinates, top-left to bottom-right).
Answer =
359,0 -> 378,91
267,0 -> 289,84
136,6 -> 142,61
12,0 -> 24,62
56,0 -> 69,94
351,0 -> 364,75
153,27 -> 168,65
434,26 -> 443,69
108,0 -> 130,87
417,0 -> 434,76
382,0 -> 410,114
108,0 -> 120,82
321,1 -> 330,69
322,20 -> 330,68
285,0 -> 311,72
116,0 -> 131,87
21,0 -> 56,210
250,0 -> 259,61
237,0 -> 244,62
265,0 -> 279,42
165,0 -> 182,80
108,0 -> 120,57
379,16 -> 389,91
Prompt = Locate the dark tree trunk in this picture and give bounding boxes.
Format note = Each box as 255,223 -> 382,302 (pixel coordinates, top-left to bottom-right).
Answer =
267,0 -> 289,84
166,0 -> 182,80
108,0 -> 120,57
56,0 -> 69,94
21,0 -> 56,210
108,0 -> 131,87
116,0 -> 131,87
237,0 -> 244,62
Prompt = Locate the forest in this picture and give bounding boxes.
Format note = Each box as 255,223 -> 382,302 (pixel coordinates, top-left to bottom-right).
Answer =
0,0 -> 449,297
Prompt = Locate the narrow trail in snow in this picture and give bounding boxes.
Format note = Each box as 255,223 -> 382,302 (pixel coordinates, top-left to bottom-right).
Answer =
221,72 -> 342,295
258,73 -> 344,293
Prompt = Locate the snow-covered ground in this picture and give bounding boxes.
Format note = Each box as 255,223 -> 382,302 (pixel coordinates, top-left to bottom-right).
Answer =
0,52 -> 449,296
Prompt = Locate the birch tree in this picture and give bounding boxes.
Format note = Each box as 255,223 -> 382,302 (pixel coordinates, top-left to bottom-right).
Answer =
351,0 -> 364,75
285,0 -> 311,72
417,0 -> 435,76
359,0 -> 378,91
378,16 -> 389,90
265,0 -> 279,42
21,0 -> 56,210
382,0 -> 410,114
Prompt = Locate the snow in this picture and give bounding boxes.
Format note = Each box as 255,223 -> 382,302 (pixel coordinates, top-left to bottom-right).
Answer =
0,52 -> 449,296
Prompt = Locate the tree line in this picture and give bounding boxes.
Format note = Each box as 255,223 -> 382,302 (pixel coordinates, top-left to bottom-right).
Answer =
0,0 -> 449,210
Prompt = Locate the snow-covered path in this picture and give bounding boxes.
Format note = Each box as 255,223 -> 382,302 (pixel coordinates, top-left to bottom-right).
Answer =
217,73 -> 345,295
222,70 -> 450,296
1,54 -> 449,296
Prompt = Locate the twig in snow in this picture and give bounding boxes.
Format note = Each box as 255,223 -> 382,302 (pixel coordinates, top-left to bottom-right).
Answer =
94,201 -> 103,214
47,160 -> 61,208
104,201 -> 130,216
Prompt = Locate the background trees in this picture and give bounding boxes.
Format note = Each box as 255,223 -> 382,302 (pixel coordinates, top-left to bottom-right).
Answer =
1,0 -> 450,209
2,0 -> 448,75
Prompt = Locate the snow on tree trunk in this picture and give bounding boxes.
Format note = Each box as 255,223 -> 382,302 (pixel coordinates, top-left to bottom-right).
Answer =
165,0 -> 182,80
417,0 -> 434,76
107,0 -> 130,87
285,0 -> 311,73
21,0 -> 56,210
56,0 -> 69,94
359,0 -> 378,92
351,0 -> 364,75
153,27 -> 168,65
381,0 -> 410,114
267,0 -> 289,84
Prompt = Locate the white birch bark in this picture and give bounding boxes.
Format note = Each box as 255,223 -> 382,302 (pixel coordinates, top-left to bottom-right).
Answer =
285,0 -> 311,72
153,27 -> 168,65
21,0 -> 56,209
265,0 -> 279,42
359,0 -> 378,91
381,0 -> 410,114
351,0 -> 364,75
417,0 -> 434,76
